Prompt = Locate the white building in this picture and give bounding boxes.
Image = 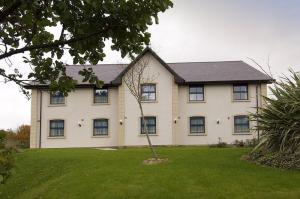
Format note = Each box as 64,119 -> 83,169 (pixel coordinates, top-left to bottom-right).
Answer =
26,48 -> 273,148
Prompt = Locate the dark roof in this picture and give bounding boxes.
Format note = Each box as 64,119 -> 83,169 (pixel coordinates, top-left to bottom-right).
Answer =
168,61 -> 273,83
65,64 -> 126,85
24,48 -> 273,89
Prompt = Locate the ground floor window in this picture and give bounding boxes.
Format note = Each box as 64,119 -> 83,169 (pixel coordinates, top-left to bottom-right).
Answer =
49,120 -> 64,137
190,117 -> 205,134
234,115 -> 250,133
141,116 -> 156,134
93,119 -> 109,136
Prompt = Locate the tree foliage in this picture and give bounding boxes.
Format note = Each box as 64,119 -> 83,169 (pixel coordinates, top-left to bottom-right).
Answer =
251,71 -> 300,154
0,0 -> 173,96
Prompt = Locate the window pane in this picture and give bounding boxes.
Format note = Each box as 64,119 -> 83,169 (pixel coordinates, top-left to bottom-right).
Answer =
240,93 -> 248,100
240,86 -> 247,92
190,117 -> 205,134
189,86 -> 204,101
233,86 -> 241,92
49,120 -> 64,137
234,93 -> 241,100
93,119 -> 108,136
189,94 -> 197,101
50,91 -> 65,104
141,117 -> 156,134
148,126 -> 156,134
196,94 -> 204,101
148,93 -> 155,100
94,89 -> 108,103
234,116 -> 249,133
141,84 -> 156,101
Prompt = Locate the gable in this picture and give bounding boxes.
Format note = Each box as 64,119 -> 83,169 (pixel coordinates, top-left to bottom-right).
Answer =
111,47 -> 185,85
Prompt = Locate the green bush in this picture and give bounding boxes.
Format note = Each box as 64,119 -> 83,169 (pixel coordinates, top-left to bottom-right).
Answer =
0,149 -> 14,184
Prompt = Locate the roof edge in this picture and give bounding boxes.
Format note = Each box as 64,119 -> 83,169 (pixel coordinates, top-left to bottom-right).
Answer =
111,47 -> 185,84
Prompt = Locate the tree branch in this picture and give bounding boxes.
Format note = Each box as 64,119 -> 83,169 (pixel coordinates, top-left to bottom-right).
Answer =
0,31 -> 102,60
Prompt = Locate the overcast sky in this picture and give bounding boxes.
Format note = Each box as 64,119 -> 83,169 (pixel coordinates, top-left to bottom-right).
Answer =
1,0 -> 300,130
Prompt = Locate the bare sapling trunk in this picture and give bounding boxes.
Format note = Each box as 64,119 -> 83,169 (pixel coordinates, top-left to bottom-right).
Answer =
139,102 -> 158,159
123,56 -> 159,159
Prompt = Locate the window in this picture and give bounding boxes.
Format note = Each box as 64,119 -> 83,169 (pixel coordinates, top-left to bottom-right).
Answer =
234,116 -> 250,133
94,88 -> 108,103
93,119 -> 108,136
141,117 -> 156,134
50,91 -> 65,104
141,84 -> 156,101
49,120 -> 64,137
189,85 -> 204,101
190,117 -> 205,134
233,84 -> 248,100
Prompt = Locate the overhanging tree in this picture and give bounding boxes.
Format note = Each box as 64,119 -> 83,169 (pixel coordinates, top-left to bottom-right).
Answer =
0,0 -> 173,96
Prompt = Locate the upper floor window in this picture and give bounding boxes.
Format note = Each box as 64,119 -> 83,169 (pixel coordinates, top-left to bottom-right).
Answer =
50,91 -> 65,105
94,88 -> 108,103
190,117 -> 205,134
141,116 -> 156,134
93,119 -> 108,136
141,84 -> 156,101
233,84 -> 248,100
49,120 -> 64,137
234,115 -> 250,133
189,85 -> 204,101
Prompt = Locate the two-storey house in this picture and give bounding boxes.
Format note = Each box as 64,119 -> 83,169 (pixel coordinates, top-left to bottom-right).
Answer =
25,48 -> 273,148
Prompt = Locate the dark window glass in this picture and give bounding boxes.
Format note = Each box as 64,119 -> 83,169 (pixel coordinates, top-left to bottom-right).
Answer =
190,117 -> 205,134
141,117 -> 156,134
93,119 -> 108,136
94,89 -> 108,103
141,84 -> 156,101
233,84 -> 248,100
49,120 -> 64,137
50,91 -> 65,104
189,85 -> 204,101
234,116 -> 250,133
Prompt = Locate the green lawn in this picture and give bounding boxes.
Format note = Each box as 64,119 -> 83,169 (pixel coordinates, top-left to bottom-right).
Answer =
0,147 -> 299,199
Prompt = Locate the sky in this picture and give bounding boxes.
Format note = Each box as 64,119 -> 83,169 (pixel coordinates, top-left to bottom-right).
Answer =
1,0 -> 300,130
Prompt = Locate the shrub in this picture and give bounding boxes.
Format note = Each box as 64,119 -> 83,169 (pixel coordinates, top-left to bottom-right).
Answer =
0,149 -> 14,184
5,132 -> 18,149
233,140 -> 245,147
247,151 -> 300,170
16,125 -> 30,148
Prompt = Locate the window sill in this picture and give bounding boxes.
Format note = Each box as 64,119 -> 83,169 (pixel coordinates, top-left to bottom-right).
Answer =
141,100 -> 158,103
92,102 -> 110,106
48,104 -> 66,107
139,134 -> 158,136
188,133 -> 207,136
47,136 -> 65,139
232,133 -> 252,135
188,100 -> 206,103
232,100 -> 251,102
92,135 -> 110,138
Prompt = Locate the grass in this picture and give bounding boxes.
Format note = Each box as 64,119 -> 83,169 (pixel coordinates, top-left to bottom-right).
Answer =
0,147 -> 299,199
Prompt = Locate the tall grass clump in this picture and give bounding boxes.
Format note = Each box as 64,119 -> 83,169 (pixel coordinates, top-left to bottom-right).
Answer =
249,71 -> 300,169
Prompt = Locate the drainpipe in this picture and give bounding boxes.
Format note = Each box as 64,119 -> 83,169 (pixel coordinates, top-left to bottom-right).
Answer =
255,84 -> 260,141
39,90 -> 42,148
